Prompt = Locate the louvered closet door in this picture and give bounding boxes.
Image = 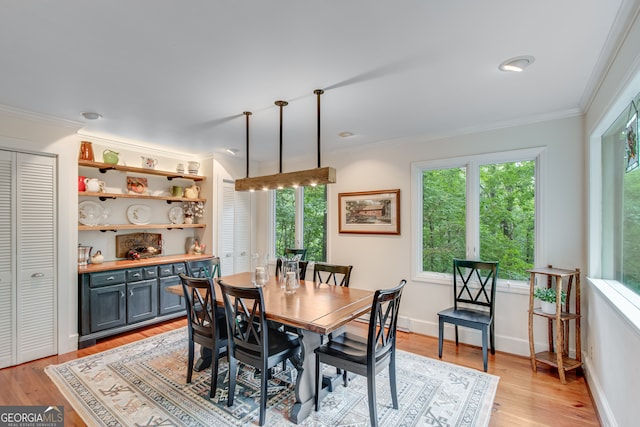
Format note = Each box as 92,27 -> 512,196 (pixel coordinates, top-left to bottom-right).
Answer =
220,181 -> 250,276
16,152 -> 57,364
0,151 -> 16,368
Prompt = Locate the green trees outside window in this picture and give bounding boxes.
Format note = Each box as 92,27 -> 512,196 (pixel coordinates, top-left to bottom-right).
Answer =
421,157 -> 536,281
275,185 -> 327,262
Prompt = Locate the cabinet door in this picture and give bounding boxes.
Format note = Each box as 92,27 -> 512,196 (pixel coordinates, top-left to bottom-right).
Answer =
127,279 -> 158,324
90,284 -> 126,332
0,150 -> 15,368
221,180 -> 250,276
16,153 -> 57,364
159,276 -> 185,315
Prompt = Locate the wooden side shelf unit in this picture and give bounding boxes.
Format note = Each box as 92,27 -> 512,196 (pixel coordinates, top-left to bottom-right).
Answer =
527,266 -> 581,384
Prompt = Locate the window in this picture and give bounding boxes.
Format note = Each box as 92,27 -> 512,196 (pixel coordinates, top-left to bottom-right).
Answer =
601,91 -> 640,299
275,185 -> 327,262
413,149 -> 542,282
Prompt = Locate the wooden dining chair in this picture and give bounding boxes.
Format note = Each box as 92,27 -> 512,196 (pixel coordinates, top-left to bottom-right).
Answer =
313,263 -> 353,287
437,259 -> 499,372
218,280 -> 302,426
314,279 -> 406,427
178,273 -> 228,398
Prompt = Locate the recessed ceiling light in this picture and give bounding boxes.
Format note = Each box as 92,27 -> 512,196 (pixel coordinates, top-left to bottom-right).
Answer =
225,148 -> 239,155
338,131 -> 354,138
81,111 -> 102,120
498,56 -> 535,72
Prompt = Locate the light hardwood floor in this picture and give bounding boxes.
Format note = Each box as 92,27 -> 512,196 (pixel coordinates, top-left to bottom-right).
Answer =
0,318 -> 600,426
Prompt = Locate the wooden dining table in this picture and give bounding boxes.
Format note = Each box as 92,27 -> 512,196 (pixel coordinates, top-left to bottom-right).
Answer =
166,271 -> 375,423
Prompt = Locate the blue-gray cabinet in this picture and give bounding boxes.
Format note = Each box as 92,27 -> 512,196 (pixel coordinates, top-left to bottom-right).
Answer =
78,259 -> 202,348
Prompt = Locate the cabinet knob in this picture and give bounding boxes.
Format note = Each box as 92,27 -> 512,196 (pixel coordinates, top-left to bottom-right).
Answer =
120,291 -> 125,298
129,290 -> 134,297
31,272 -> 45,278
107,276 -> 115,281
133,273 -> 141,277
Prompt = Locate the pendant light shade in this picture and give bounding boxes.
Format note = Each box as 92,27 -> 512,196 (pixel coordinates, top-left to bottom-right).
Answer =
235,89 -> 337,191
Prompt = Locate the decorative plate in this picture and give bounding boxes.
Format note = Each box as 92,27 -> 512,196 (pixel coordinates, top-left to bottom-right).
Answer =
127,204 -> 151,225
78,201 -> 103,226
168,206 -> 184,224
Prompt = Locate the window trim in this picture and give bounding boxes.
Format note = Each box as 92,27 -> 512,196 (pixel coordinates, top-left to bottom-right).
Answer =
411,147 -> 546,293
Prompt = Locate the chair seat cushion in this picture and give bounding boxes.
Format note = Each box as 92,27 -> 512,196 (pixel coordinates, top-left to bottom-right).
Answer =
236,328 -> 300,359
438,307 -> 492,325
315,332 -> 368,364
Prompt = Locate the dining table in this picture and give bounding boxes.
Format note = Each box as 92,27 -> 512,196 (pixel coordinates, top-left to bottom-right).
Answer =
166,271 -> 375,423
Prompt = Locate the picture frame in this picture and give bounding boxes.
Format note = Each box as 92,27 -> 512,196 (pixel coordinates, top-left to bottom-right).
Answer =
338,189 -> 400,235
127,176 -> 148,195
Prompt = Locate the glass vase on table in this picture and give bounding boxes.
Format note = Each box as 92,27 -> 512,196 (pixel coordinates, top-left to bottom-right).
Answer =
251,253 -> 270,287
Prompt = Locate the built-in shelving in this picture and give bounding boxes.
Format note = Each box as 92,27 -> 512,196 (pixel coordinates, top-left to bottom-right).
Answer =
79,160 -> 205,181
78,223 -> 205,232
79,191 -> 205,204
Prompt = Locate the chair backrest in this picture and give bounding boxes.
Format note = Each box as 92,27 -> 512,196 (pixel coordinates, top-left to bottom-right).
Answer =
275,258 -> 309,280
218,280 -> 268,363
186,257 -> 221,279
452,259 -> 499,315
284,248 -> 307,261
367,280 -> 406,362
313,263 -> 353,287
179,273 -> 223,344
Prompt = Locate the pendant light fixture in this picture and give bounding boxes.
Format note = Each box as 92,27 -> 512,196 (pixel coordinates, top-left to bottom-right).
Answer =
235,89 -> 337,191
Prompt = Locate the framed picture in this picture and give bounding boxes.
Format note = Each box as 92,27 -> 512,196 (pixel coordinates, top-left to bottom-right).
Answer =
127,176 -> 148,195
339,189 -> 400,235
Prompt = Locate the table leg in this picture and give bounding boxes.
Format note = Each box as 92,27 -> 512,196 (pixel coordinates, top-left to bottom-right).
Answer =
289,328 -> 323,424
194,346 -> 212,372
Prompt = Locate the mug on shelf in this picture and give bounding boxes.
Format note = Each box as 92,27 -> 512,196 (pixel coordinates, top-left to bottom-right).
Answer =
171,186 -> 183,197
78,176 -> 86,192
187,161 -> 200,174
176,163 -> 185,173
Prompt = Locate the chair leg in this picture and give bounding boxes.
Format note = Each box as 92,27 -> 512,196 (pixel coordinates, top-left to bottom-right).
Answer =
186,340 -> 194,383
455,324 -> 459,346
438,317 -> 444,358
210,347 -> 219,398
342,369 -> 348,387
389,349 -> 398,409
482,326 -> 488,372
259,365 -> 268,426
227,356 -> 237,407
490,321 -> 496,355
367,370 -> 378,427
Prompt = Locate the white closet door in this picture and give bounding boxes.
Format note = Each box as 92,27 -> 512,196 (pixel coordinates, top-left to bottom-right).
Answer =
16,152 -> 57,363
0,151 -> 15,368
220,181 -> 250,276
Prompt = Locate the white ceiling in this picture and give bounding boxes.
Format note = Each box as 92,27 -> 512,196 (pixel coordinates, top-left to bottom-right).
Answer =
0,1 -> 634,163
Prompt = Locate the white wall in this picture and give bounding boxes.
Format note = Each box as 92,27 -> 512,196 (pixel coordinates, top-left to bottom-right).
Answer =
583,6 -> 640,427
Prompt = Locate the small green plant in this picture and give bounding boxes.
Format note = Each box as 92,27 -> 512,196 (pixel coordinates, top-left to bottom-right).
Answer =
534,287 -> 567,304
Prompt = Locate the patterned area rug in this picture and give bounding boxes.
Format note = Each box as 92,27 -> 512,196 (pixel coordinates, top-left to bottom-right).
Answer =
46,328 -> 498,426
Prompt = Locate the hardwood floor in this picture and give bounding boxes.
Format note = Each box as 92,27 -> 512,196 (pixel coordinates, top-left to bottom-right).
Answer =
0,318 -> 600,426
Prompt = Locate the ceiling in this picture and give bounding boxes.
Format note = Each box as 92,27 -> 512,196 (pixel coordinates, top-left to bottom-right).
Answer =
0,1 -> 635,163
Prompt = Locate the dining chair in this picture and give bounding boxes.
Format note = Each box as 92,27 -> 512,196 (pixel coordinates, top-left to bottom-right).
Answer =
275,258 -> 308,280
185,257 -> 221,279
314,279 -> 406,427
284,248 -> 307,260
313,262 -> 353,287
185,257 -> 224,319
437,259 -> 499,372
218,280 -> 302,426
178,273 -> 228,398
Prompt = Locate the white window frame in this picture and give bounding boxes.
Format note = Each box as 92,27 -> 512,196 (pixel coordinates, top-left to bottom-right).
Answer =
411,147 -> 546,293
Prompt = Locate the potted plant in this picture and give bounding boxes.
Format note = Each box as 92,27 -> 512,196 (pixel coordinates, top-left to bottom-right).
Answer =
534,287 -> 567,314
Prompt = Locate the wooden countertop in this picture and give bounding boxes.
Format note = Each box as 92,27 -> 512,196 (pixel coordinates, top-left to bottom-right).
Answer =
78,254 -> 214,273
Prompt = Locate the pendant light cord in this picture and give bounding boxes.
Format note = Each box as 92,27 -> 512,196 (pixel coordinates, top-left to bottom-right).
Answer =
315,89 -> 324,168
243,111 -> 251,178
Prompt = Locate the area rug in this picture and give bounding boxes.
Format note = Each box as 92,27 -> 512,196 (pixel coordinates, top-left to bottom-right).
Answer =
46,328 -> 498,426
